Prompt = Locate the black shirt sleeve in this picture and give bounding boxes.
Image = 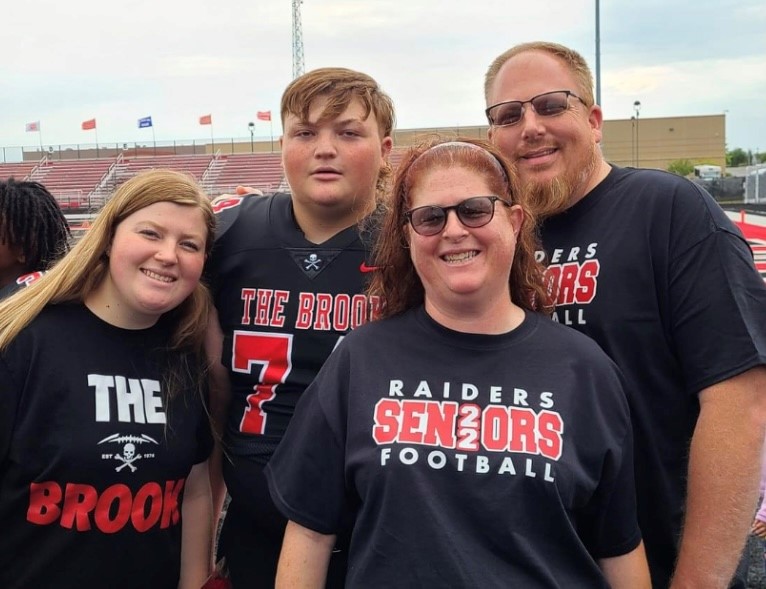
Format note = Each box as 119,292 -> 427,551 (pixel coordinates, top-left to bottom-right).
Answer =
265,346 -> 351,535
668,188 -> 766,393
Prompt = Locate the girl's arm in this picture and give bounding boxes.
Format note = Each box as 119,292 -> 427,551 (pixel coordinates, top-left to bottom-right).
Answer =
178,460 -> 214,589
599,541 -> 651,589
275,520 -> 336,589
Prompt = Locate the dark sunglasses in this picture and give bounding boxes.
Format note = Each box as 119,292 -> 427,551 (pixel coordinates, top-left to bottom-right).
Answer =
404,196 -> 512,236
485,90 -> 587,127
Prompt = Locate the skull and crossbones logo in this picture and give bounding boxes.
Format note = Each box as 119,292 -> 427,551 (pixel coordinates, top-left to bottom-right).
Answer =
115,443 -> 141,472
304,253 -> 321,271
98,433 -> 159,474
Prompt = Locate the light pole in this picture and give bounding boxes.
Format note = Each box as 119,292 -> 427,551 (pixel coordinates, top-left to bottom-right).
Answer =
595,0 -> 601,106
630,116 -> 636,167
633,100 -> 642,167
248,121 -> 255,153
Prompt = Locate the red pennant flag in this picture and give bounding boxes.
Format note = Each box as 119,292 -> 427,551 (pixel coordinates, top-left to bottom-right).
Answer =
81,118 -> 96,131
256,111 -> 271,122
199,114 -> 212,125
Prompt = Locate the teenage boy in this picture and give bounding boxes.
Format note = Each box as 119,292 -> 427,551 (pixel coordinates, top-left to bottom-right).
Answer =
206,67 -> 394,588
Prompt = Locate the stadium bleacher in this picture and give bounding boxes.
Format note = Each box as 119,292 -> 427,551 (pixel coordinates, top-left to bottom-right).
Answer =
0,161 -> 36,181
31,158 -> 113,211
0,147 -> 417,218
389,149 -> 405,172
118,154 -> 213,181
0,151 -> 291,210
0,158 -> 112,211
208,152 -> 285,196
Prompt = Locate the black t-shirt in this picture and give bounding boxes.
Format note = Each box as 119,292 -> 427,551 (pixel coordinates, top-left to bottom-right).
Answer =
539,165 -> 766,587
209,193 -> 379,503
266,308 -> 640,588
0,270 -> 48,300
0,303 -> 212,589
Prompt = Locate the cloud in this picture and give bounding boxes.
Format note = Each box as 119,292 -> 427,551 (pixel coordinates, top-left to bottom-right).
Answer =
0,0 -> 763,154
605,55 -> 766,115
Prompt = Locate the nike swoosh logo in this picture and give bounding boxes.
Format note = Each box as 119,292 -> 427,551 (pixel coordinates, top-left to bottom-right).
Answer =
359,262 -> 379,273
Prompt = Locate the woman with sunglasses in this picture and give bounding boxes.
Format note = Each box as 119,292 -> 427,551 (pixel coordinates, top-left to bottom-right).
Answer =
265,138 -> 650,588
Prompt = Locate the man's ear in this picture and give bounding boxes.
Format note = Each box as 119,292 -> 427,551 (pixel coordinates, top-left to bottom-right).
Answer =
381,136 -> 394,160
589,104 -> 604,145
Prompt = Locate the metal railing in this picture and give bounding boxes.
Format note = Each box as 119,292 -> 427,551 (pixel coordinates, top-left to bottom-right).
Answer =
3,136 -> 280,163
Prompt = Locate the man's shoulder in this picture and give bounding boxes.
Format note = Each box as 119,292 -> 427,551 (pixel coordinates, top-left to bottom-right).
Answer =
213,192 -> 292,242
600,166 -> 723,222
213,191 -> 284,218
625,168 -> 739,231
610,165 -> 701,194
533,314 -> 614,361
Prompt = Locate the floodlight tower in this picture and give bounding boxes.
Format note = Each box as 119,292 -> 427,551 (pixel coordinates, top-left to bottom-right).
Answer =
292,0 -> 305,80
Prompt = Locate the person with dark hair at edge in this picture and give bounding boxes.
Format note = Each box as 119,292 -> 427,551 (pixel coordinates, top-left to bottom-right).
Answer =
0,177 -> 71,299
484,41 -> 766,588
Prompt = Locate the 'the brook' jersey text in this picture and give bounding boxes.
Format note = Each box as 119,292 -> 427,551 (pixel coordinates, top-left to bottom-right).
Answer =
238,288 -> 380,331
209,193 -> 380,462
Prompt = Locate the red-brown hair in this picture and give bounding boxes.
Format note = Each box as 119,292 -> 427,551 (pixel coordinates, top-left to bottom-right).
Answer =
368,137 -> 553,318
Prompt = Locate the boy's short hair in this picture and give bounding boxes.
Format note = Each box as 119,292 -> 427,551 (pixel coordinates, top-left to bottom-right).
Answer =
280,67 -> 395,137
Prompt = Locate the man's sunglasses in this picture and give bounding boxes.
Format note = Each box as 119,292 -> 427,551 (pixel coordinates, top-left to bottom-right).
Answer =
404,196 -> 512,236
485,90 -> 587,127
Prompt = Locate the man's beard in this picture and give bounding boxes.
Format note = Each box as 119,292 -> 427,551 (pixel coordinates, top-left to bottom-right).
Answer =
521,142 -> 600,221
525,176 -> 572,221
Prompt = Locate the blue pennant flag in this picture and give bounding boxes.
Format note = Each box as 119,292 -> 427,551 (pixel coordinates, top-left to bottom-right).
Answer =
138,116 -> 153,129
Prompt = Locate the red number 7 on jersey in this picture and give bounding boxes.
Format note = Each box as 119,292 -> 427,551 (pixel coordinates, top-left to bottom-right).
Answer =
231,331 -> 293,435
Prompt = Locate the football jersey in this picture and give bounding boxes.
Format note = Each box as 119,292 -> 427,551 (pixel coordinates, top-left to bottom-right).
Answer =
209,193 -> 381,465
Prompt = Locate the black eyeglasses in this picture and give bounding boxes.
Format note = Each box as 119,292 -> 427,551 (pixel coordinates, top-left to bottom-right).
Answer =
404,196 -> 512,236
485,90 -> 587,127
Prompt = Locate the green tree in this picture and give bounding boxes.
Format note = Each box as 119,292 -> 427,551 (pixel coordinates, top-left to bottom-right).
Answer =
667,159 -> 694,176
757,152 -> 766,164
726,148 -> 749,167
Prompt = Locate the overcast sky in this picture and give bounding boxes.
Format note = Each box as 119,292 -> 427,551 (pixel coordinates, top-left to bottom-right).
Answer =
2,0 -> 764,160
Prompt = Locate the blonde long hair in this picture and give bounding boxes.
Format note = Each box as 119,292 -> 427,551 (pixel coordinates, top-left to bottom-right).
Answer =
0,170 -> 216,374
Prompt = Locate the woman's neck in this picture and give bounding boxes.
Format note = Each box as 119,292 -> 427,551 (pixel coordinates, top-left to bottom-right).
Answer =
424,296 -> 525,335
